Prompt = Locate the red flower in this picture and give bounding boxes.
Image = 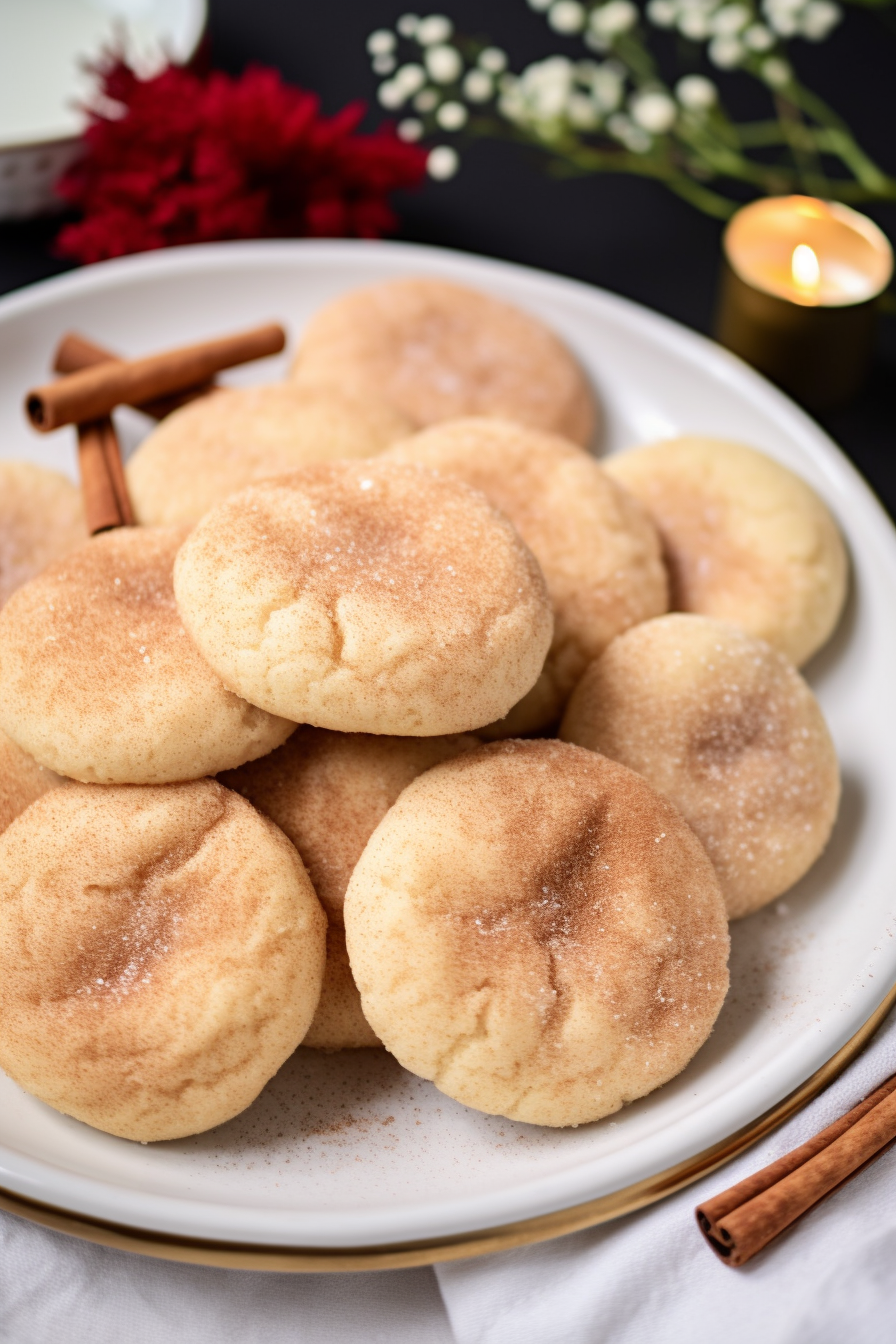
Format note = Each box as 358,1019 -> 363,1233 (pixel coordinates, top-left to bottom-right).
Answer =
56,60 -> 427,264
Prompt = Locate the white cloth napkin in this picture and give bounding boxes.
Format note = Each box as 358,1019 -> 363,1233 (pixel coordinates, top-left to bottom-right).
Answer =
3,1009 -> 896,1344
436,1004 -> 896,1344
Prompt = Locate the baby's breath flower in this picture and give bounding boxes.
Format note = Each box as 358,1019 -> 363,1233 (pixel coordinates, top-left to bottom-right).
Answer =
630,89 -> 677,133
709,33 -> 745,65
567,91 -> 601,128
679,7 -> 715,39
591,62 -> 625,111
608,111 -> 652,152
367,30 -> 397,56
646,0 -> 677,26
416,14 -> 454,45
378,80 -> 406,109
463,69 -> 494,102
744,22 -> 775,48
436,100 -> 468,129
414,88 -> 439,111
763,0 -> 802,38
398,117 -> 424,141
397,13 -> 420,37
372,54 -> 397,75
676,73 -> 718,109
427,145 -> 460,178
590,0 -> 639,36
425,44 -> 463,83
498,78 -> 526,122
549,1 -> 587,33
801,0 -> 841,39
478,47 -> 508,73
761,55 -> 792,84
528,0 -> 553,11
710,4 -> 750,34
395,63 -> 427,95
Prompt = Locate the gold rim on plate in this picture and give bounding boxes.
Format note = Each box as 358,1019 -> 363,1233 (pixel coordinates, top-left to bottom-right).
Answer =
2,982 -> 894,1273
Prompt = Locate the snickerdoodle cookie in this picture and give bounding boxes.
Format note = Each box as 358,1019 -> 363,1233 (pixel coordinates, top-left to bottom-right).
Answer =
0,728 -> 63,834
221,726 -> 479,925
0,528 -> 294,784
222,727 -> 479,1049
127,384 -> 413,526
0,461 -> 87,608
384,418 -> 667,733
606,437 -> 847,666
561,615 -> 840,918
302,927 -> 381,1051
174,462 -> 553,734
0,779 -> 327,1141
344,739 -> 729,1127
291,278 -> 597,445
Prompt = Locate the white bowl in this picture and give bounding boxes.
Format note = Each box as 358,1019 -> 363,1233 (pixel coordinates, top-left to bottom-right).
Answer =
0,0 -> 206,220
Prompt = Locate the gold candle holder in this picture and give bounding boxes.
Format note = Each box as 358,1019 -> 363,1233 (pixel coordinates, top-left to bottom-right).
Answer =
715,196 -> 893,411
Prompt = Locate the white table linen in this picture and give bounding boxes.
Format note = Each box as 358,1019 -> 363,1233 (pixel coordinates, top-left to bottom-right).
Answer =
3,1008 -> 896,1343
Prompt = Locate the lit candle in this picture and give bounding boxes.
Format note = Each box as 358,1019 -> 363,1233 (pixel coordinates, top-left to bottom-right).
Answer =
715,196 -> 893,411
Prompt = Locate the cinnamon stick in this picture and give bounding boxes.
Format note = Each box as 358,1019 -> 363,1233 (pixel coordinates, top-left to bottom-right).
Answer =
696,1072 -> 896,1266
77,418 -> 132,534
28,322 -> 286,431
53,332 -> 217,420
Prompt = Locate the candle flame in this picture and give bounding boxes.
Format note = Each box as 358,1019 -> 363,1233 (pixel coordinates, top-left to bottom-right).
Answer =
792,243 -> 821,292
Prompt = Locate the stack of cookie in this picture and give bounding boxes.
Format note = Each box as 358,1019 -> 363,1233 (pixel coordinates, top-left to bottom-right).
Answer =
0,277 -> 844,1141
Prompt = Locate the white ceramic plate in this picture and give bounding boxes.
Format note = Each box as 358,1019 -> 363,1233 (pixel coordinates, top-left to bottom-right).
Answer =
0,240 -> 895,1256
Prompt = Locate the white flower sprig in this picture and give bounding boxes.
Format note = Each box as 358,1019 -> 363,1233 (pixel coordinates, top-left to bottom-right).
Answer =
366,5 -> 895,216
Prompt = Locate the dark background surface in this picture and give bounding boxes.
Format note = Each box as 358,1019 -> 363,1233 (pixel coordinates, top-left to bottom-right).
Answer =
1,0 -> 893,510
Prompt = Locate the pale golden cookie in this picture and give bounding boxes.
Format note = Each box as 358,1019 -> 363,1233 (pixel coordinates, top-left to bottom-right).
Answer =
174,462 -> 553,735
385,418 -> 668,733
0,461 -> 86,608
0,528 -> 295,784
127,384 -> 413,526
345,739 -> 729,1127
606,437 -> 847,666
0,728 -> 64,834
291,278 -> 597,445
221,726 -> 479,925
561,615 -> 840,918
0,780 -> 327,1141
302,927 -> 381,1051
223,728 -> 478,1051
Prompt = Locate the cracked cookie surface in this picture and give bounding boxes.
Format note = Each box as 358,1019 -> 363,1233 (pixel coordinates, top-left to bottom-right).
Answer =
174,462 -> 553,734
344,738 -> 729,1127
0,779 -> 327,1141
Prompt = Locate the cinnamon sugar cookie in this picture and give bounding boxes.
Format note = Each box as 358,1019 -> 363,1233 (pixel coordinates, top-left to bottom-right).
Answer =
0,528 -> 294,784
345,739 -> 729,1127
385,418 -> 667,733
174,462 -> 553,735
302,927 -> 381,1051
606,437 -> 847,666
0,461 -> 86,608
0,779 -> 327,1141
221,726 -> 478,925
291,278 -> 598,445
561,614 -> 840,918
0,728 -> 63,834
222,727 -> 479,1050
127,384 -> 413,526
